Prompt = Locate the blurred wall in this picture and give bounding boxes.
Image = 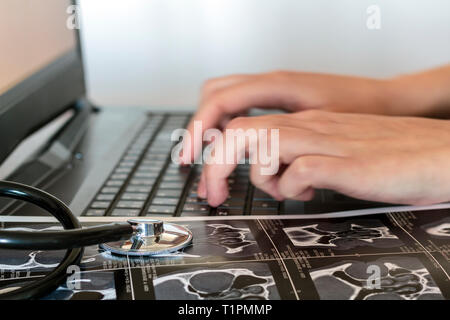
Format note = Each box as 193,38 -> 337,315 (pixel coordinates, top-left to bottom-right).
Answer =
78,0 -> 450,109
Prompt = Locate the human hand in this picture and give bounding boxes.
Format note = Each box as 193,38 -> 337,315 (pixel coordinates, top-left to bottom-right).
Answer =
182,71 -> 390,163
182,66 -> 450,164
197,110 -> 450,207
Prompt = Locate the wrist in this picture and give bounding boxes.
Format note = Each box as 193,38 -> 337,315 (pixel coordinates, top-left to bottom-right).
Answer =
373,76 -> 421,117
385,66 -> 450,118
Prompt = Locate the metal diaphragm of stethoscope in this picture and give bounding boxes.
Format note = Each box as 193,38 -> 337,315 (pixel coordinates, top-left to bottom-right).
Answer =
0,181 -> 193,300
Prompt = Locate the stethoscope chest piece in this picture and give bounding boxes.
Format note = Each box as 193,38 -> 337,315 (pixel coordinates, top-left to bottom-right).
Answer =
99,219 -> 193,256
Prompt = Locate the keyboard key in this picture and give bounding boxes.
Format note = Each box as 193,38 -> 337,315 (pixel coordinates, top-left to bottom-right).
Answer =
148,205 -> 176,214
91,201 -> 111,209
111,209 -> 140,217
130,178 -> 155,186
252,201 -> 279,209
111,173 -> 128,180
220,199 -> 245,207
127,149 -> 144,156
162,175 -> 188,182
216,208 -> 244,216
145,154 -> 167,160
101,187 -> 119,194
117,201 -> 145,209
185,197 -> 209,204
156,189 -> 182,198
137,165 -> 162,172
121,193 -> 148,201
85,209 -> 105,216
134,172 -> 159,178
126,186 -> 152,193
119,161 -> 136,168
183,204 -> 210,212
142,159 -> 165,167
160,182 -> 184,189
123,155 -> 139,161
165,168 -> 190,175
152,198 -> 179,206
128,151 -> 144,156
96,194 -> 115,201
106,180 -> 123,187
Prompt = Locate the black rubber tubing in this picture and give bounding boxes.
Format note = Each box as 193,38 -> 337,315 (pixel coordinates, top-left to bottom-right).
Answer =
0,181 -> 132,299
0,223 -> 134,250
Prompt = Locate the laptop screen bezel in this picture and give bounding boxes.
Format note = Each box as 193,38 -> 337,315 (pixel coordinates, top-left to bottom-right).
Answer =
0,0 -> 86,165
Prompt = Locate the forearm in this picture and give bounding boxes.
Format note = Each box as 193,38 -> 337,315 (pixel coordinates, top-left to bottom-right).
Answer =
383,64 -> 450,118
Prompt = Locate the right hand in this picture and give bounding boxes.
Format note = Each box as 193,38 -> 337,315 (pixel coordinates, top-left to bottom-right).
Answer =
197,110 -> 450,208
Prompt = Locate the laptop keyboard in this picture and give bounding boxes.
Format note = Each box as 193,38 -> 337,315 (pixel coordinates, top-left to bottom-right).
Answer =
84,113 -> 282,217
83,113 -> 391,217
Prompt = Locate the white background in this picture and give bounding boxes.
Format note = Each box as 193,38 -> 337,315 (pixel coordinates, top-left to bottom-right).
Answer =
78,0 -> 450,110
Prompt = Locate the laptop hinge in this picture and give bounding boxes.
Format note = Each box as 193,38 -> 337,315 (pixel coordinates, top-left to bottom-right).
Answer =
38,99 -> 92,169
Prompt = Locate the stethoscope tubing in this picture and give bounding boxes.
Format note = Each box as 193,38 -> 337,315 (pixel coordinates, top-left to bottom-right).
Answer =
0,222 -> 134,250
0,181 -> 134,250
0,181 -> 132,299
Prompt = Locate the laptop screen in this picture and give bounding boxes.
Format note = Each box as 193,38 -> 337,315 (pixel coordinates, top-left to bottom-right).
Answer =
0,0 -> 77,95
0,0 -> 85,165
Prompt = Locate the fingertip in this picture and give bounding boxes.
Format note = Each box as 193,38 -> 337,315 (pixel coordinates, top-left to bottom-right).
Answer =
206,179 -> 229,208
207,193 -> 228,208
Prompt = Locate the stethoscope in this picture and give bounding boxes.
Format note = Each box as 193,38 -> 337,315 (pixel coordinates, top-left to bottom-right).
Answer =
0,181 -> 193,300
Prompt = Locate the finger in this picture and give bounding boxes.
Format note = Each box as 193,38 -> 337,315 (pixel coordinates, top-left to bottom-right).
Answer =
202,117 -> 342,207
249,161 -> 283,201
181,75 -> 254,165
278,155 -> 349,199
183,78 -> 297,163
203,133 -> 243,207
218,111 -> 249,130
197,170 -> 207,199
201,74 -> 254,101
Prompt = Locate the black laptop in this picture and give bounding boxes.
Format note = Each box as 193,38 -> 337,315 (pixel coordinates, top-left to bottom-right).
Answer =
0,0 -> 395,219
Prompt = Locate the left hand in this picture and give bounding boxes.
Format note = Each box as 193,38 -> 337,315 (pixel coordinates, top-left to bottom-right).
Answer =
197,110 -> 450,207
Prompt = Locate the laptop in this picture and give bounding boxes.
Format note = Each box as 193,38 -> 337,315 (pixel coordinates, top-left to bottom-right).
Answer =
0,0 -> 395,219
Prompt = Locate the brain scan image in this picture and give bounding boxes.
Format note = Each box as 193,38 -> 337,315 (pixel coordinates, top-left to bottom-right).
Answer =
283,219 -> 402,250
184,222 -> 260,258
205,224 -> 257,254
0,217 -> 447,300
42,272 -> 116,300
309,256 -> 443,300
153,263 -> 280,300
422,217 -> 450,239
